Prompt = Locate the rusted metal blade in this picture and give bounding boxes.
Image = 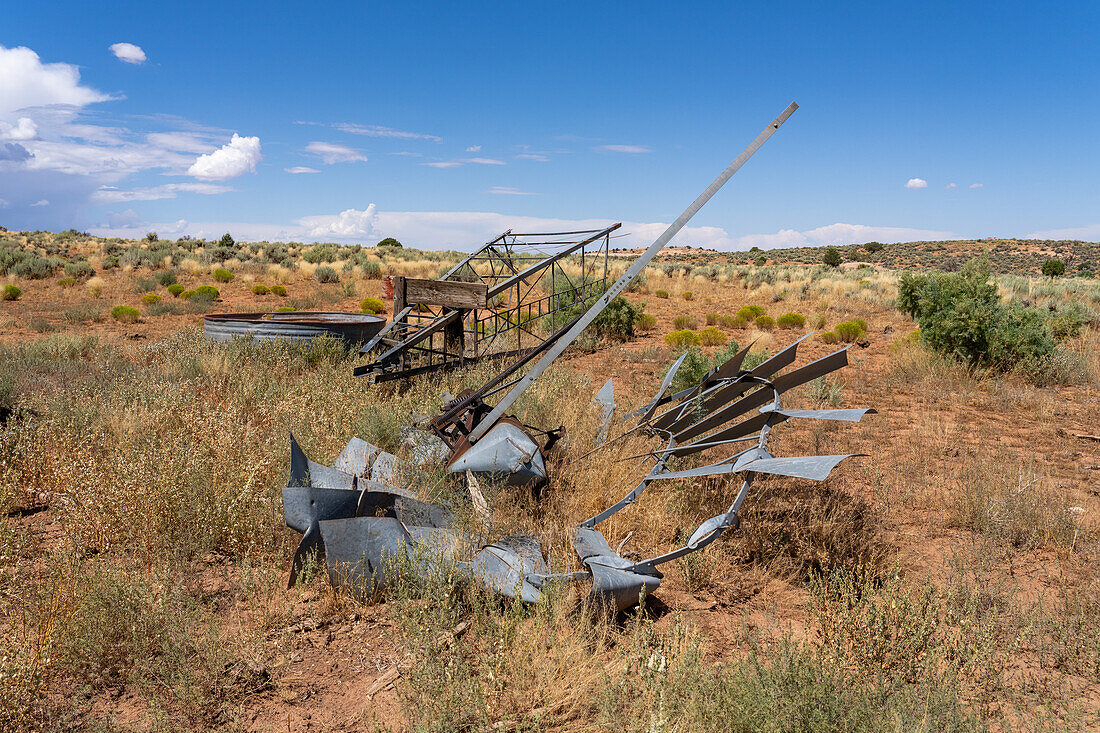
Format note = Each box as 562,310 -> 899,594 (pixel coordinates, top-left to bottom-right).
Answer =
670,347 -> 850,443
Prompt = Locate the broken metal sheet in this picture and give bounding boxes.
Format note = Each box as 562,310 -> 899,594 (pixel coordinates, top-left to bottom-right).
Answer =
655,453 -> 865,483
573,527 -> 662,612
588,561 -> 662,613
288,432 -> 412,497
594,378 -> 615,446
758,407 -> 876,422
447,420 -> 547,487
639,352 -> 688,424
333,437 -> 380,477
463,534 -> 549,603
371,451 -> 400,484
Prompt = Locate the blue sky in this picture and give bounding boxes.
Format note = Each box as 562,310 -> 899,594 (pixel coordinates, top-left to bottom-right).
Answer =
2,1 -> 1098,249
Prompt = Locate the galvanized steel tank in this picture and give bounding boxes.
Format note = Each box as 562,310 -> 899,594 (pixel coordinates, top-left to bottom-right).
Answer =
203,311 -> 387,345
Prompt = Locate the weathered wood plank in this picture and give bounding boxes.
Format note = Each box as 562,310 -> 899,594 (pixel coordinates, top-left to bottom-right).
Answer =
405,278 -> 488,309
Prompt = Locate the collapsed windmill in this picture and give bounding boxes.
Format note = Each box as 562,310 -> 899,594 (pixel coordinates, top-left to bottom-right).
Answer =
280,101 -> 876,611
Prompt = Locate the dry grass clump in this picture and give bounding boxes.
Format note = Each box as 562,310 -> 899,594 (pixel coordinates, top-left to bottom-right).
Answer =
950,461 -> 1077,552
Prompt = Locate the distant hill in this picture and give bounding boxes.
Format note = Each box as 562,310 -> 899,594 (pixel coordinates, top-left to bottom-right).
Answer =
614,239 -> 1099,277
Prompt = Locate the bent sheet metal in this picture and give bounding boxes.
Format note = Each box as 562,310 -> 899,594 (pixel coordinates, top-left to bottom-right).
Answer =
283,334 -> 874,612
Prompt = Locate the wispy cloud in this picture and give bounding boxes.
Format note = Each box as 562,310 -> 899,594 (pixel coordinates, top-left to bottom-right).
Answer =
92,182 -> 232,203
305,141 -> 367,164
1026,223 -> 1100,241
466,145 -> 481,152
969,183 -> 983,189
30,199 -> 49,207
596,144 -> 651,153
422,157 -> 505,168
905,177 -> 928,189
284,166 -> 320,174
515,153 -> 549,162
486,186 -> 539,196
944,182 -> 957,189
296,121 -> 441,142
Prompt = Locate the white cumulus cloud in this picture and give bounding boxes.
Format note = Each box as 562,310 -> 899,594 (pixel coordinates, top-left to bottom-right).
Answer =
1,117 -> 37,140
969,183 -> 983,189
905,178 -> 928,189
30,199 -> 49,207
466,145 -> 481,152
298,205 -> 378,238
109,43 -> 146,65
945,182 -> 957,189
187,133 -> 261,180
305,141 -> 367,164
0,45 -> 109,118
597,144 -> 651,153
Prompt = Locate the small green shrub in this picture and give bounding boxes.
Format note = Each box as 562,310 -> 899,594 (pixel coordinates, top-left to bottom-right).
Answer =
360,296 -> 385,314
180,290 -> 195,300
737,305 -> 765,321
58,277 -> 77,288
110,305 -> 140,323
821,331 -> 839,344
303,243 -> 339,263
2,284 -> 22,301
813,314 -> 827,329
776,312 -> 806,329
682,291 -> 694,301
1041,258 -> 1066,277
275,306 -> 295,312
755,315 -> 776,330
834,320 -> 867,342
251,284 -> 270,295
717,314 -> 740,329
587,296 -> 641,343
361,261 -> 382,279
698,327 -> 727,346
705,312 -> 719,326
190,285 -> 220,303
271,284 -> 287,296
140,293 -> 161,305
155,270 -> 178,287
673,314 -> 699,330
823,247 -> 842,267
64,260 -> 94,280
655,289 -> 669,299
167,283 -> 185,297
665,329 -> 701,350
314,266 -> 339,283
635,313 -> 657,332
212,267 -> 234,283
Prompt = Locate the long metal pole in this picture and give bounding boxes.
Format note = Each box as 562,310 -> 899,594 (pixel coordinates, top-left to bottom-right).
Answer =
467,101 -> 798,443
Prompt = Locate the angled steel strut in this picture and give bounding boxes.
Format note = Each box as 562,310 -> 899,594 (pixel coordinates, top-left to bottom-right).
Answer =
466,102 -> 798,444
